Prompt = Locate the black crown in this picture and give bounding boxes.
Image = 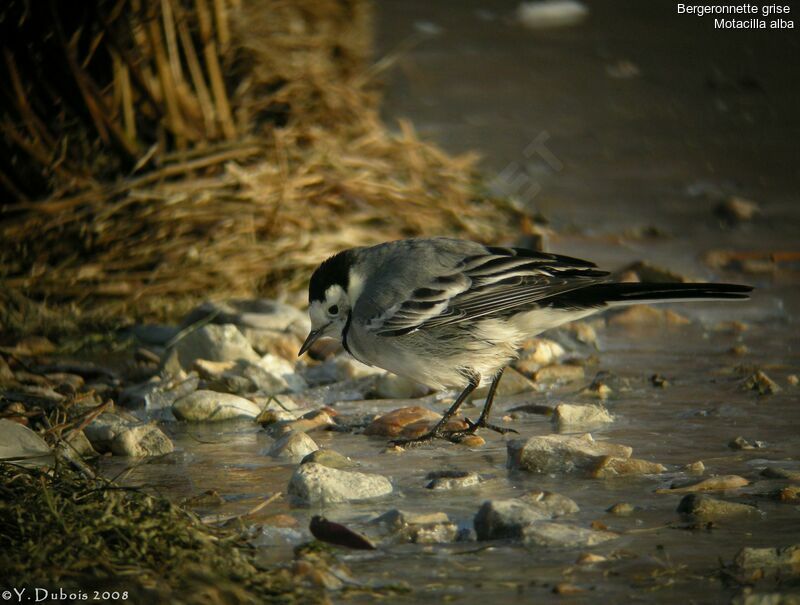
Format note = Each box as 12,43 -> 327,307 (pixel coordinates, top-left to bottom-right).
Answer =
309,249 -> 354,303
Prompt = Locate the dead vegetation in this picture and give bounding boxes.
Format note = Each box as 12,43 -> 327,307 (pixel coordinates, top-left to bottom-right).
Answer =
0,461 -> 324,604
0,0 -> 519,338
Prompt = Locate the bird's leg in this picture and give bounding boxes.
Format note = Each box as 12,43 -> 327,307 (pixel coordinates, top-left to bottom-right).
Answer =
390,375 -> 479,447
455,368 -> 518,437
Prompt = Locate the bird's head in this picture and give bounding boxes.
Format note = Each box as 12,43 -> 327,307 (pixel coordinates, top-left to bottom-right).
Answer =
298,249 -> 361,356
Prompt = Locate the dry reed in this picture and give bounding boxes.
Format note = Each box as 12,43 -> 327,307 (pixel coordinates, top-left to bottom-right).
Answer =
0,0 -> 519,337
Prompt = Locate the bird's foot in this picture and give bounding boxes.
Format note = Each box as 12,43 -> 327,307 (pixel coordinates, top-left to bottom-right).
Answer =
390,422 -> 479,447
389,429 -> 450,448
447,417 -> 519,442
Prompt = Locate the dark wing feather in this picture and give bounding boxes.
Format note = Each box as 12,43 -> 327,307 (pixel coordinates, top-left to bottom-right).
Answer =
372,247 -> 608,336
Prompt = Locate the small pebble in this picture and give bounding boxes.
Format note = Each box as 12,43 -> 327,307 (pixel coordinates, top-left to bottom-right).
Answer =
268,431 -> 318,461
608,305 -> 689,327
742,370 -> 781,395
729,436 -> 765,450
364,406 -> 441,438
517,337 -> 566,366
788,374 -> 799,386
714,196 -> 760,223
272,410 -> 334,435
508,433 -> 633,474
580,383 -> 612,400
592,456 -> 666,478
553,403 -> 613,428
656,474 -> 749,494
650,373 -> 669,388
774,486 -> 800,503
607,502 -> 635,516
729,344 -> 749,356
516,0 -> 589,30
714,320 -> 749,332
576,553 -> 607,565
301,449 -> 354,470
459,435 -> 486,448
734,544 -> 800,581
553,583 -> 585,595
677,494 -> 760,520
533,364 -> 585,383
685,461 -> 706,475
426,470 -> 482,490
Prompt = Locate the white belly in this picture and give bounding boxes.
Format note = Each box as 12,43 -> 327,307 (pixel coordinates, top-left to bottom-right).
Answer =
346,307 -> 600,390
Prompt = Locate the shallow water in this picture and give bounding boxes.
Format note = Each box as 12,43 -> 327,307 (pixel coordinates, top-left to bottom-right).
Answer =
105,1 -> 799,602
104,318 -> 799,603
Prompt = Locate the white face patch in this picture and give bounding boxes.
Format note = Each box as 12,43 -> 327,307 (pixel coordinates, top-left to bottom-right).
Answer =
307,284 -> 351,342
308,301 -> 328,330
347,269 -> 365,307
323,284 -> 346,311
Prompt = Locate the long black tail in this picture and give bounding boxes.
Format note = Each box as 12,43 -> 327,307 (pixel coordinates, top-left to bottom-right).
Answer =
551,282 -> 752,308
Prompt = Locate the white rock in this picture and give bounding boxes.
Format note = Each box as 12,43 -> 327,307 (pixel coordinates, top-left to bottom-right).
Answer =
553,403 -> 614,428
474,499 -> 549,540
268,431 -> 319,461
519,490 -> 580,517
268,410 -> 334,435
235,363 -> 288,395
373,509 -> 451,529
305,355 -> 384,385
507,433 -> 632,474
426,470 -> 482,490
112,423 -> 174,457
522,522 -> 618,548
519,338 -> 566,366
172,390 -> 261,421
304,354 -> 382,385
288,462 -> 393,505
121,374 -> 199,411
182,299 -> 310,336
256,354 -> 307,392
164,324 -> 259,372
734,545 -> 800,572
57,429 -> 97,458
83,414 -> 132,450
516,0 -> 588,29
194,358 -> 303,396
84,414 -> 173,457
0,419 -> 52,465
256,353 -> 298,378
372,509 -> 457,544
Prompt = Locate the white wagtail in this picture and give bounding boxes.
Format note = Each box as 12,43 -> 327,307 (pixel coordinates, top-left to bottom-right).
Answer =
298,237 -> 751,446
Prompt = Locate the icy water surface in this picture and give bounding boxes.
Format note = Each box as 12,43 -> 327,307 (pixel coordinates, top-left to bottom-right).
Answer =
106,1 -> 799,602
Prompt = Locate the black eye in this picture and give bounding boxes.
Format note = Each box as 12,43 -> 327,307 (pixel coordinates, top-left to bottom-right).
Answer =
328,305 -> 339,315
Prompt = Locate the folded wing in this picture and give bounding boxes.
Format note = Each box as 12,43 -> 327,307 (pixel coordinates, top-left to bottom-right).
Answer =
371,246 -> 609,336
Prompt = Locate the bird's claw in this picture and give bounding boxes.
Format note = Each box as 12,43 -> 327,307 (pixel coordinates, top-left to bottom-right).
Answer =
388,416 -> 518,448
389,425 -> 476,448
463,417 -> 519,435
389,430 -> 448,448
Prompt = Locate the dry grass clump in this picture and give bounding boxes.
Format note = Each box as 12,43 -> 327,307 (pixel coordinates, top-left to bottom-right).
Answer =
0,0 -> 519,337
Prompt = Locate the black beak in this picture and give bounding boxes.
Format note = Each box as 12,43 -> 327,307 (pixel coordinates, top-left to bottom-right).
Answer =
298,328 -> 324,357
